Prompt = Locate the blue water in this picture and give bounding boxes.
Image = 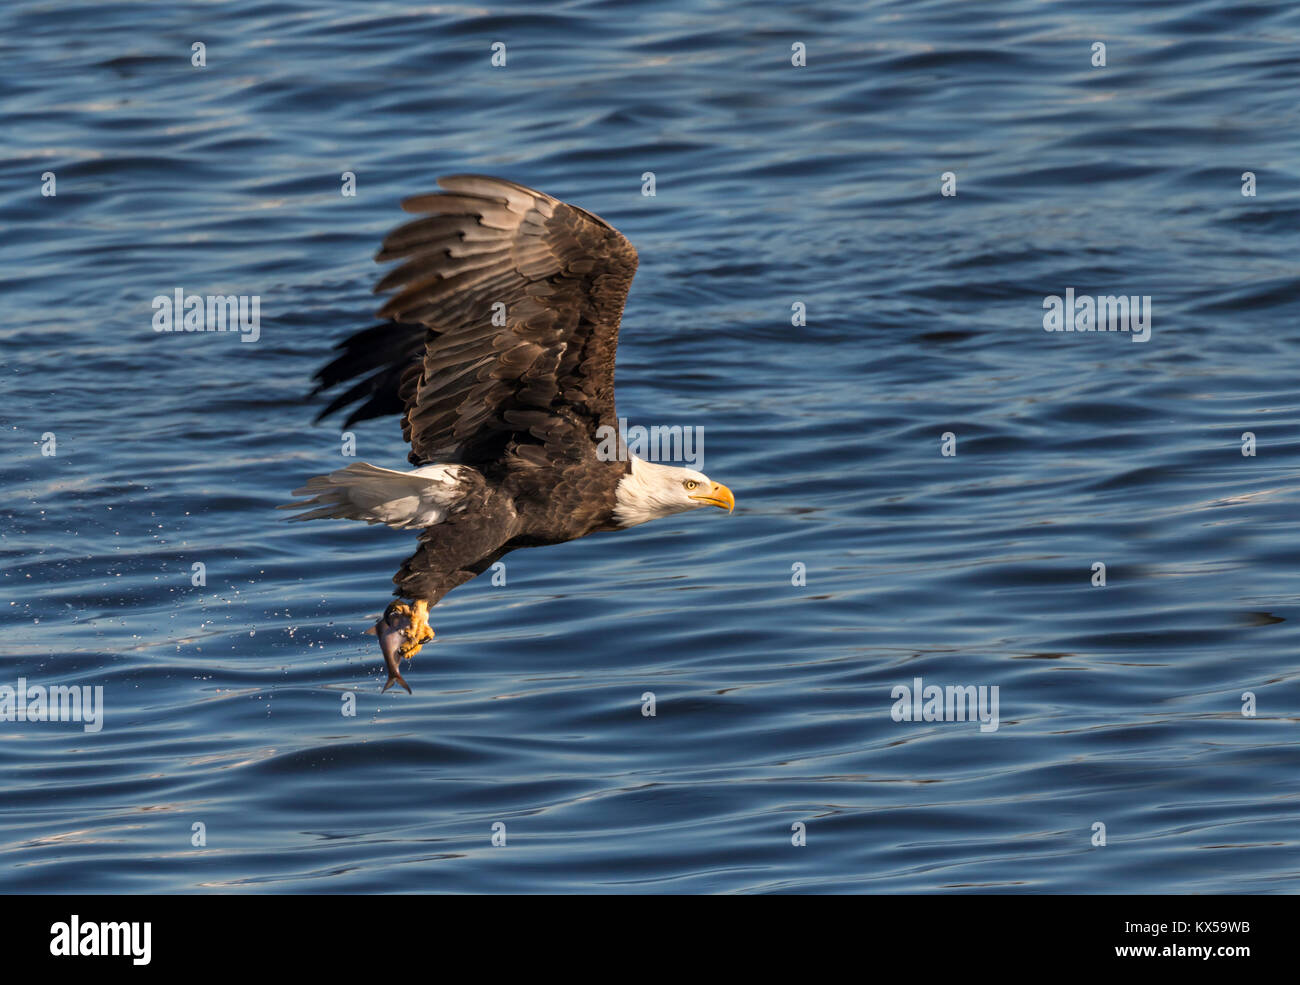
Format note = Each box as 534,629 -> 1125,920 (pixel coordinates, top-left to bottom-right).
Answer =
2,0 -> 1299,893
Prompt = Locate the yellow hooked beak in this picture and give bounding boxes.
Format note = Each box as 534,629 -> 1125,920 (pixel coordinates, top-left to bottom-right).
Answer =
690,481 -> 735,514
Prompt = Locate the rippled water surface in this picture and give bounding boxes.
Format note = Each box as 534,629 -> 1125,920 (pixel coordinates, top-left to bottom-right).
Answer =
3,0 -> 1299,893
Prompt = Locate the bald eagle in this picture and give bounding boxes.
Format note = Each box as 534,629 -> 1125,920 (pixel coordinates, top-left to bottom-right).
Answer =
282,176 -> 734,693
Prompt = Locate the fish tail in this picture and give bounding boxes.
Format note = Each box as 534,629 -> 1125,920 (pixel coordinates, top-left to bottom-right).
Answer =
382,669 -> 412,695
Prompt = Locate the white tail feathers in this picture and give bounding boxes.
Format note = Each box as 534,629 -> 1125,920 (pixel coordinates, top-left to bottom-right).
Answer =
278,462 -> 469,530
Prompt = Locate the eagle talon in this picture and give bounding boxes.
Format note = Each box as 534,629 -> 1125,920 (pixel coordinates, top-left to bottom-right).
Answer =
397,600 -> 435,659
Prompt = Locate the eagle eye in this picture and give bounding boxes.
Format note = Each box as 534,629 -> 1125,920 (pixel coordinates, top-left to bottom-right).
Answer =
683,480 -> 699,491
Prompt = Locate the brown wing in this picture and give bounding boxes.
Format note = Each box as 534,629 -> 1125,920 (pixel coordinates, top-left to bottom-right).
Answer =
367,175 -> 638,467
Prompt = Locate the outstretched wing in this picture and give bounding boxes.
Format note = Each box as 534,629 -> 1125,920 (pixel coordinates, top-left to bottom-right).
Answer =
315,175 -> 638,467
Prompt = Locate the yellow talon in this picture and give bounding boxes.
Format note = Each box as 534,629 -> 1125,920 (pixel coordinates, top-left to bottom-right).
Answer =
395,599 -> 434,659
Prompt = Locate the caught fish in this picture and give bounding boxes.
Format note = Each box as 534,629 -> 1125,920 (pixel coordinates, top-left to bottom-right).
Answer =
367,599 -> 434,694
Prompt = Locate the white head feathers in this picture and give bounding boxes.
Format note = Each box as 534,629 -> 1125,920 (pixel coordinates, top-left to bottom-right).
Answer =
612,456 -> 734,528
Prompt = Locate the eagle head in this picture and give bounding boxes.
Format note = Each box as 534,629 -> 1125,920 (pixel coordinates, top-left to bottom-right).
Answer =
613,457 -> 735,528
